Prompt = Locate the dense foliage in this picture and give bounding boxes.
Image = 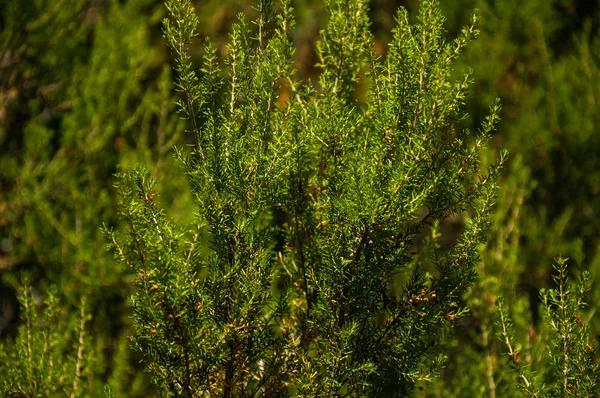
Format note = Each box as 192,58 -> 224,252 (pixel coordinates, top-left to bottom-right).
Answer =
105,0 -> 503,394
0,0 -> 187,395
0,0 -> 598,396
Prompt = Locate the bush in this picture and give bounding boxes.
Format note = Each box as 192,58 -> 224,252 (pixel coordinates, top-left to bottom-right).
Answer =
2,0 -> 598,396
105,0 -> 503,395
0,0 -> 187,395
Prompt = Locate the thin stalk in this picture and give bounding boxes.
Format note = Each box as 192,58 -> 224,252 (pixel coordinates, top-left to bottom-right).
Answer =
69,301 -> 86,398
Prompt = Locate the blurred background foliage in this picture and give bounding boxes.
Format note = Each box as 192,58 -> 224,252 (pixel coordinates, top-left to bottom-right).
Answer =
0,0 -> 599,395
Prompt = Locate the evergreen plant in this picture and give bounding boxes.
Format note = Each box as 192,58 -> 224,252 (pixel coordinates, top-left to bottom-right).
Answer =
0,0 -> 188,395
106,0 -> 505,395
0,281 -> 92,396
416,1 -> 600,395
499,258 -> 600,397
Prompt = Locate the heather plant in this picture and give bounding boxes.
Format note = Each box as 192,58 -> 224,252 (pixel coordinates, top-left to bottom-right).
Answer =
106,0 -> 505,395
499,258 -> 600,397
0,0 -> 188,395
0,282 -> 93,397
8,0 -> 599,396
440,0 -> 600,283
415,1 -> 600,395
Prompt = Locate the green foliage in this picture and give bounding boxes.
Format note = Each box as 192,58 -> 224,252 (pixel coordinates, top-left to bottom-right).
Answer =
1,0 -> 187,294
106,0 -> 504,395
0,282 -> 92,397
415,1 -> 600,396
3,0 -> 598,396
499,258 -> 600,397
440,0 -> 600,279
0,0 -> 89,145
0,0 -> 188,395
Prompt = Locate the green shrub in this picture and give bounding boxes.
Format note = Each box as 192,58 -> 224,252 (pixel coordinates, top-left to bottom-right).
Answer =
106,0 -> 504,395
3,0 -> 598,396
0,282 -> 93,396
499,258 -> 600,397
0,0 -> 187,395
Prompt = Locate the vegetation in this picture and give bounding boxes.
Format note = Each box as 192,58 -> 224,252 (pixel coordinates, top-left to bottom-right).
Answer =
0,0 -> 598,396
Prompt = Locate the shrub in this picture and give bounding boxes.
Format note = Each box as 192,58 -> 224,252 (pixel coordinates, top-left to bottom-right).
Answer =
499,258 -> 600,397
106,0 -> 504,395
0,282 -> 92,397
0,0 -> 187,395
